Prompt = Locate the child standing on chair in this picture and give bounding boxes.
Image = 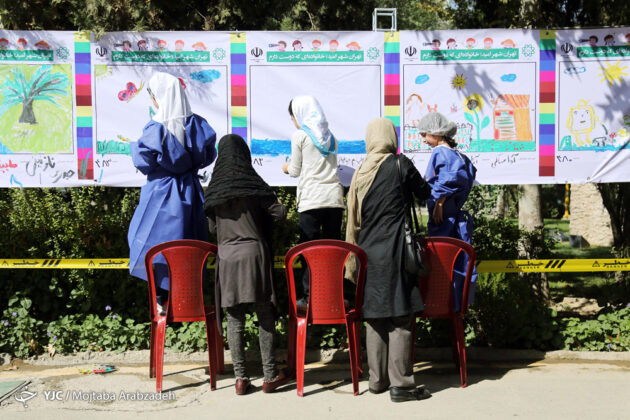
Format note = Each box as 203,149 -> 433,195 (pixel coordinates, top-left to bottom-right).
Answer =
416,112 -> 478,311
127,72 -> 217,315
281,95 -> 345,306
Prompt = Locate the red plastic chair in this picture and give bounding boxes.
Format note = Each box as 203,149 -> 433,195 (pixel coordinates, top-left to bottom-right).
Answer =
413,236 -> 476,388
285,240 -> 367,396
145,239 -> 224,393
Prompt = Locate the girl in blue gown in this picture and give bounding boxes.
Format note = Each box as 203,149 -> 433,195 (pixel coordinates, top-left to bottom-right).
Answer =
127,72 -> 217,312
417,112 -> 477,312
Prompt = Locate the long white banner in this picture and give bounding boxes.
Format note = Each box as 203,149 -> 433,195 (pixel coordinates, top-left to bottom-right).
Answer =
0,29 -> 628,187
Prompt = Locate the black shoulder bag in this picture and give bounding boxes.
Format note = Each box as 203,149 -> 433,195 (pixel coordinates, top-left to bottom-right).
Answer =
396,155 -> 429,277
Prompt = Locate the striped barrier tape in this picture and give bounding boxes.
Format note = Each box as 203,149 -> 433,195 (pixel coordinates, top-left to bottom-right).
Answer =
1,258 -> 629,272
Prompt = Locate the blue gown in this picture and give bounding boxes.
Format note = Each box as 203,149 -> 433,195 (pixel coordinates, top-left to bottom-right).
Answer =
425,145 -> 477,312
128,114 -> 217,291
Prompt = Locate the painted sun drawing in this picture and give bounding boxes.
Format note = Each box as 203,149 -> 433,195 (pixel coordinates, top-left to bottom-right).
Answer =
451,73 -> 467,90
599,61 -> 628,86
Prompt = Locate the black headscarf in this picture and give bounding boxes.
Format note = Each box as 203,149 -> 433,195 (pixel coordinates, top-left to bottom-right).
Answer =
204,134 -> 276,211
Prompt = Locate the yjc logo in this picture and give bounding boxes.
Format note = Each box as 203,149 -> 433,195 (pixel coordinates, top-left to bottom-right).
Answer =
405,46 -> 417,57
250,47 -> 263,58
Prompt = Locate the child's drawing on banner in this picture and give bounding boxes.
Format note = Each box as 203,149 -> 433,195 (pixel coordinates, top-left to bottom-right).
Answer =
0,64 -> 72,154
402,65 -> 536,153
246,31 -> 383,186
92,32 -> 230,186
557,29 -> 630,152
401,29 -> 538,157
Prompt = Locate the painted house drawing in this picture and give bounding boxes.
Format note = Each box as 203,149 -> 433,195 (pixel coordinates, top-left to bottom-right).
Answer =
492,94 -> 533,141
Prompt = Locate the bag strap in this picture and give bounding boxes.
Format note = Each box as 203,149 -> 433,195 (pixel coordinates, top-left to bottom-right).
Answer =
396,155 -> 422,233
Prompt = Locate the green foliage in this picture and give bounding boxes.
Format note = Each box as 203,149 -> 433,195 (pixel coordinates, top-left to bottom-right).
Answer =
45,312 -> 149,353
447,0 -> 630,29
468,273 -> 562,349
561,308 -> 630,351
0,187 -> 146,321
0,294 -> 43,358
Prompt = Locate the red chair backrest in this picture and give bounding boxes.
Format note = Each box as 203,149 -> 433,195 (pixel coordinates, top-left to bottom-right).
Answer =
285,240 -> 367,324
145,240 -> 217,321
419,237 -> 476,318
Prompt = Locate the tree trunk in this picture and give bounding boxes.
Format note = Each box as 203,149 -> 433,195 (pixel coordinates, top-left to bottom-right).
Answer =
518,184 -> 550,302
495,187 -> 506,218
19,99 -> 37,124
518,184 -> 543,231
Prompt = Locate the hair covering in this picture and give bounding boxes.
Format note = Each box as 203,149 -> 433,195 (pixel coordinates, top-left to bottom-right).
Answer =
204,134 -> 276,210
291,95 -> 336,157
345,118 -> 398,248
416,111 -> 458,138
148,72 -> 192,146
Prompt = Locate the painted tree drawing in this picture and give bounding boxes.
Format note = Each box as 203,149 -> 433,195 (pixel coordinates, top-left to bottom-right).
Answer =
0,64 -> 73,154
0,65 -> 70,125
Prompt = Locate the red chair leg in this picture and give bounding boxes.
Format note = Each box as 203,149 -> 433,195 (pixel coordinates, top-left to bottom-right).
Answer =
296,318 -> 308,397
354,320 -> 363,378
286,314 -> 297,378
449,317 -> 461,370
215,327 -> 225,375
454,316 -> 467,387
155,318 -> 167,393
346,321 -> 359,396
204,319 -> 217,391
149,320 -> 156,378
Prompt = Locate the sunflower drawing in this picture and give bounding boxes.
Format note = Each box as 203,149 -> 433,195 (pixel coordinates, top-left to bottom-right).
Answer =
463,93 -> 489,141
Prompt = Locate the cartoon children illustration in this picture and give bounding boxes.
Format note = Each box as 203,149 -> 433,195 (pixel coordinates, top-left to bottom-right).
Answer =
277,40 -> 287,51
405,94 -> 425,128
292,40 -> 303,51
175,40 -> 184,52
312,39 -> 321,51
447,38 -> 457,49
121,40 -> 132,51
329,40 -> 339,52
346,42 -> 361,51
483,37 -> 493,49
137,40 -> 149,51
588,35 -> 598,47
17,38 -> 27,51
192,42 -> 207,51
465,38 -> 476,49
0,38 -> 9,50
157,40 -> 167,51
566,99 -> 600,147
501,39 -> 516,48
34,40 -> 51,50
431,39 -> 441,50
604,34 -> 615,46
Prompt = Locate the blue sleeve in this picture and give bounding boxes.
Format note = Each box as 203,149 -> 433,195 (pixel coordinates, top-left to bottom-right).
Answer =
130,122 -> 165,175
186,115 -> 217,169
426,148 -> 474,199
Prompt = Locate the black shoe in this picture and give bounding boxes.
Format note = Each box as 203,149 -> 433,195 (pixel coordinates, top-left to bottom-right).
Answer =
389,386 -> 431,402
369,387 -> 388,394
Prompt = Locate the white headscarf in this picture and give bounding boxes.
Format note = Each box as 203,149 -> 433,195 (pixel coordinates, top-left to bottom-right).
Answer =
148,72 -> 192,145
291,95 -> 336,157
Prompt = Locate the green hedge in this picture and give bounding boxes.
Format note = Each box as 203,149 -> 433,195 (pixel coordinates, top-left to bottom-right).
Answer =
1,187 -> 628,358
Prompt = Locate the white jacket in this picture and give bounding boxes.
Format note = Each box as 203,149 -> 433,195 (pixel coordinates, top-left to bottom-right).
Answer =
287,130 -> 345,212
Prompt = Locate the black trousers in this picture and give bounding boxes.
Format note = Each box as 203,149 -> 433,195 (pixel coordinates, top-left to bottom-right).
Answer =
298,207 -> 343,297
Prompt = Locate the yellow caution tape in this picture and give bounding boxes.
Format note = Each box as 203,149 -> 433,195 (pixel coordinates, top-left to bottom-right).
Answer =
0,258 -> 628,272
0,256 -> 301,270
476,258 -> 630,273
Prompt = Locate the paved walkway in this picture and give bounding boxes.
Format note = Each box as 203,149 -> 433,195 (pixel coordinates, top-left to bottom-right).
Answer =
1,351 -> 629,419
